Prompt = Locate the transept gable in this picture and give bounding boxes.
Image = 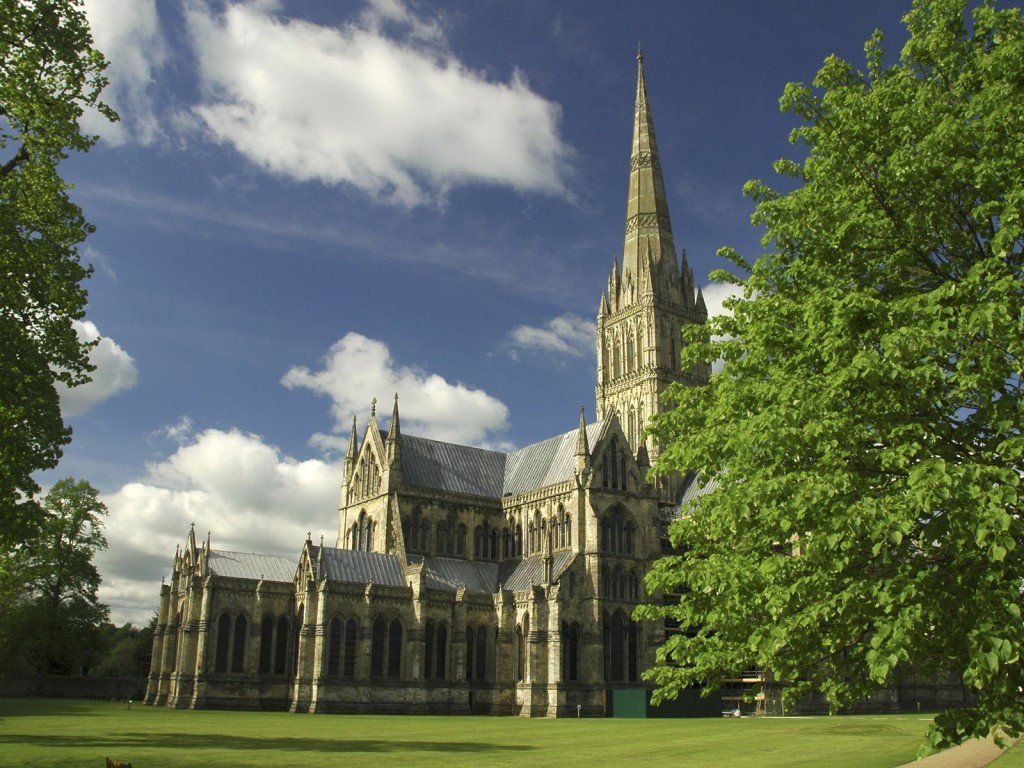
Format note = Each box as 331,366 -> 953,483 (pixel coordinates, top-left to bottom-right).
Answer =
589,412 -> 642,493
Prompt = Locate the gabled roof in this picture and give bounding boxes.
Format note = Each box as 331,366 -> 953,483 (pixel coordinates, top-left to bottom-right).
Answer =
402,434 -> 506,498
399,422 -> 606,500
418,556 -> 499,593
208,550 -> 295,583
409,553 -> 575,594
501,552 -> 575,591
676,474 -> 720,516
503,423 -> 603,496
314,547 -> 406,587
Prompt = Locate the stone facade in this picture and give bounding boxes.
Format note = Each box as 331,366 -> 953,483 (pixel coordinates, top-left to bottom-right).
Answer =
145,54 -> 698,716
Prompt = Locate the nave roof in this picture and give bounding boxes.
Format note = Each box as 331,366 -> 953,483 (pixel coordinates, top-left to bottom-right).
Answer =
398,420 -> 606,500
207,550 -> 296,583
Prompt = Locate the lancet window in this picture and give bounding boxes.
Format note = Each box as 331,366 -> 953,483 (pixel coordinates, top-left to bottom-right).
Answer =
371,616 -> 403,679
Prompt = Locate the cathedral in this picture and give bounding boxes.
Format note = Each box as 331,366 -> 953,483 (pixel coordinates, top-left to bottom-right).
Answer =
143,53 -> 709,716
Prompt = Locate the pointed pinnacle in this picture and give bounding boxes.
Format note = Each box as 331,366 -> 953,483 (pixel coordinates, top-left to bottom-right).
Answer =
346,415 -> 358,459
387,392 -> 401,440
576,405 -> 590,457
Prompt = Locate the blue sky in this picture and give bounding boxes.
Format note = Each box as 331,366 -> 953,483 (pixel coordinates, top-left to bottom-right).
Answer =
50,0 -> 912,623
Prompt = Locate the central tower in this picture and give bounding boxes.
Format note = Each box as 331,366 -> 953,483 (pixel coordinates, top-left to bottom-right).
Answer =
595,51 -> 709,498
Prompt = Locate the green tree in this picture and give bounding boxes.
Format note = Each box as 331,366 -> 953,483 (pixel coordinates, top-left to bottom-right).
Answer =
0,477 -> 110,674
0,0 -> 117,547
640,0 -> 1023,750
91,618 -> 155,678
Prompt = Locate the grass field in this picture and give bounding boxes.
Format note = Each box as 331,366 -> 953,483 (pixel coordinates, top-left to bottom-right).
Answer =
0,698 -> 944,768
994,742 -> 1024,766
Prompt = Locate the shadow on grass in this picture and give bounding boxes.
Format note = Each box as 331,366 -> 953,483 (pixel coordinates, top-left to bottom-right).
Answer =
1,732 -> 537,755
0,698 -> 111,718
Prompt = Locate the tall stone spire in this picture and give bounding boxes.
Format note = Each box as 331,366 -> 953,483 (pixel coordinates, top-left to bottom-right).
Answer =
595,52 -> 709,506
622,48 -> 678,286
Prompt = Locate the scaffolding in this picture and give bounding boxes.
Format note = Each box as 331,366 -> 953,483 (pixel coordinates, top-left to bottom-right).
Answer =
721,670 -> 768,717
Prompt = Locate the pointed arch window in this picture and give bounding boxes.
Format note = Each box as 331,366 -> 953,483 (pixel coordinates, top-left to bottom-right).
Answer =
424,620 -> 436,680
610,440 -> 619,489
436,520 -> 448,553
231,614 -> 247,673
259,615 -> 274,674
371,617 -> 387,677
435,623 -> 448,681
514,625 -> 524,682
456,524 -> 467,556
475,625 -> 488,682
327,617 -> 342,676
274,616 -> 290,675
343,618 -> 357,678
465,623 -> 475,681
214,612 -> 231,673
561,620 -> 580,682
387,618 -> 403,679
292,606 -> 303,677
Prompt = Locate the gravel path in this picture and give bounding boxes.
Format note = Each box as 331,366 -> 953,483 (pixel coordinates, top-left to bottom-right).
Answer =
895,735 -> 1017,767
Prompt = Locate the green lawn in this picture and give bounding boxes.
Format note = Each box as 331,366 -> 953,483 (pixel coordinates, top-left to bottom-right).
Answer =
0,698 -> 940,768
993,742 -> 1024,766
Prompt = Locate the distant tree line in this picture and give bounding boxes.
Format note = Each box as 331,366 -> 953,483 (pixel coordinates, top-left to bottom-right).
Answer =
0,477 -> 149,679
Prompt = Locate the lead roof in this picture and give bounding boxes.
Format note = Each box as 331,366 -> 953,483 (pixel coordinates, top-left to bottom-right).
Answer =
207,550 -> 296,583
399,421 -> 605,500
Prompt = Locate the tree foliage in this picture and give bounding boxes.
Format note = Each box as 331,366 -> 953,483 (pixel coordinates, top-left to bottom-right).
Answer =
0,477 -> 110,674
0,0 -> 116,545
640,0 -> 1023,749
90,618 -> 155,678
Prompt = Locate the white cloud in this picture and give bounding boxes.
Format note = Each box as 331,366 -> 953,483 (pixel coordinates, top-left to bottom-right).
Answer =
701,281 -> 743,322
282,332 -> 510,448
82,0 -> 167,145
507,312 -> 595,361
57,320 -> 138,417
151,416 -> 194,446
359,0 -> 446,43
700,281 -> 744,374
184,1 -> 572,206
99,428 -> 339,625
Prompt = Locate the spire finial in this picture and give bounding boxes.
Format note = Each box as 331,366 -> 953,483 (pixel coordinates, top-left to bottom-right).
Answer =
637,42 -> 643,63
370,397 -> 377,420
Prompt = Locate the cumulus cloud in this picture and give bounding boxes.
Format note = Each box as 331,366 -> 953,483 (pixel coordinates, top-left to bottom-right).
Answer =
99,428 -> 340,624
82,0 -> 167,145
701,281 -> 743,322
184,1 -> 571,206
282,332 -> 510,449
700,281 -> 744,374
57,320 -> 138,417
506,312 -> 595,362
